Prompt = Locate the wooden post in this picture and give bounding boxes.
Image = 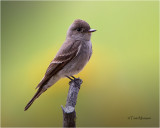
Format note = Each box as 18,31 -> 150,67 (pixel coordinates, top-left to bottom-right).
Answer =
61,78 -> 83,127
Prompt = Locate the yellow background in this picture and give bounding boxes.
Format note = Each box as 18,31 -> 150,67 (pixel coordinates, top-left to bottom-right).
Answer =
1,1 -> 159,127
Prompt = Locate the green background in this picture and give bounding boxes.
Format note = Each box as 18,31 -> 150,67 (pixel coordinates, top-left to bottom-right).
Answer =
1,1 -> 159,127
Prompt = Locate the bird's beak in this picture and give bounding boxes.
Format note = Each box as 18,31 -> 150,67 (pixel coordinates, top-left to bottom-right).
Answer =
88,29 -> 96,32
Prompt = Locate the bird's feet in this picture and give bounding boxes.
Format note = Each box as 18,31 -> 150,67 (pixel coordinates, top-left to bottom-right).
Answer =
66,75 -> 73,81
66,75 -> 82,89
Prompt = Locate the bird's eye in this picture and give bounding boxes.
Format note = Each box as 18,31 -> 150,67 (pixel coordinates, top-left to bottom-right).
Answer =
76,28 -> 82,32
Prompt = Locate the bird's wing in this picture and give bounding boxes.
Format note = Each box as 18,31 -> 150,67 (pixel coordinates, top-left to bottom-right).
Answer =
36,40 -> 81,89
25,40 -> 81,111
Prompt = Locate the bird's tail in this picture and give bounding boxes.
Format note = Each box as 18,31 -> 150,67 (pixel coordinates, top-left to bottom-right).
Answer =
24,87 -> 45,111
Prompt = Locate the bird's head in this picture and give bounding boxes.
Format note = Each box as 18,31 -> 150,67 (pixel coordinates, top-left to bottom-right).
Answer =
67,19 -> 96,41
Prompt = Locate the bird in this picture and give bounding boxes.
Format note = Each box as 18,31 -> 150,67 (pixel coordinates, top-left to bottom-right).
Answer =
24,19 -> 96,111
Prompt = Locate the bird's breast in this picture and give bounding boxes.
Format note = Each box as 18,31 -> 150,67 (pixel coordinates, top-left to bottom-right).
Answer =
80,41 -> 92,61
58,40 -> 92,77
69,41 -> 92,75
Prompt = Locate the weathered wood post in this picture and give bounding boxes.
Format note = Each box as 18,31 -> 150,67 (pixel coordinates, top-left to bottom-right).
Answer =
61,78 -> 83,127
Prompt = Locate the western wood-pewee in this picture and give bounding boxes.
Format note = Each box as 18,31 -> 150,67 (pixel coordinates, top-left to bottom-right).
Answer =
24,19 -> 96,111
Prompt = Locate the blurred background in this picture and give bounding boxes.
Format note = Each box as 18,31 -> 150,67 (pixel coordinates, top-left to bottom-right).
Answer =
1,1 -> 159,127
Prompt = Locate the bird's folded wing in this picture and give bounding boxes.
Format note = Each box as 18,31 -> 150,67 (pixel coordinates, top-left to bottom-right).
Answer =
36,40 -> 81,89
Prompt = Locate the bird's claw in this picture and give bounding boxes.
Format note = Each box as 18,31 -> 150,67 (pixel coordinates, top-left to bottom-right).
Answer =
66,75 -> 82,89
67,76 -> 81,89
